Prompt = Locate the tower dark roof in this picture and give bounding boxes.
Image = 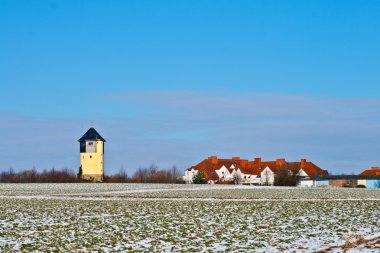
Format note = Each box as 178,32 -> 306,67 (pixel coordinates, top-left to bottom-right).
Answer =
78,127 -> 106,142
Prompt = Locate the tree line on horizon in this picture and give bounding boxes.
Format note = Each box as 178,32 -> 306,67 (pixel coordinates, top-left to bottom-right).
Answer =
105,164 -> 183,183
0,165 -> 183,183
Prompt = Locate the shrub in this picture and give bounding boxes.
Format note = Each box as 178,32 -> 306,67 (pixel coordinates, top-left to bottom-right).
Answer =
274,166 -> 299,186
192,171 -> 206,184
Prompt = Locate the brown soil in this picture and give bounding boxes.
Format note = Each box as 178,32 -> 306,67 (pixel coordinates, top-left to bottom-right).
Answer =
315,236 -> 380,253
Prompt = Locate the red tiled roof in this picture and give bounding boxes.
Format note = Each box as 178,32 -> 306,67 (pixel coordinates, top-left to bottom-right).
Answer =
360,167 -> 380,176
300,162 -> 329,177
187,157 -> 328,181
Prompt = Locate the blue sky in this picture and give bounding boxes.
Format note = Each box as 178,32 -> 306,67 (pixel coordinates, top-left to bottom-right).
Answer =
1,0 -> 379,174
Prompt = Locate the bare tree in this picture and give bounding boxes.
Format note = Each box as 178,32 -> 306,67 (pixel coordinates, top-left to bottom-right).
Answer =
118,166 -> 129,182
261,169 -> 272,186
274,165 -> 299,186
233,172 -> 241,185
104,166 -> 131,183
170,166 -> 180,182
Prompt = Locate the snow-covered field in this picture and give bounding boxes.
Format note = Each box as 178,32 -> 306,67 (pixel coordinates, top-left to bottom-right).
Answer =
0,184 -> 379,252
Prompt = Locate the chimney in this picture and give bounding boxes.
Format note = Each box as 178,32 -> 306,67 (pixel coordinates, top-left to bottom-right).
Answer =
208,156 -> 218,164
232,157 -> 240,161
254,158 -> 262,167
276,158 -> 286,166
371,167 -> 379,171
300,159 -> 307,168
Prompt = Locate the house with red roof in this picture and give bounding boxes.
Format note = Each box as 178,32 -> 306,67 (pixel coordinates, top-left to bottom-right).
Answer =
358,167 -> 380,188
183,156 -> 328,185
360,167 -> 380,176
296,167 -> 380,188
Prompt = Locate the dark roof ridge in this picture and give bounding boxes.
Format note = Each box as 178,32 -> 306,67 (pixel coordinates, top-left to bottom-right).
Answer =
78,127 -> 106,142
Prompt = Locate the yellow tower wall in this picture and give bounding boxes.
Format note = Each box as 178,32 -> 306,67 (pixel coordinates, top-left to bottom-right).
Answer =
80,141 -> 104,182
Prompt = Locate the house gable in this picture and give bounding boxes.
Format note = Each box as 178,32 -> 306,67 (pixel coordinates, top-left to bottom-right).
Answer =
297,169 -> 309,177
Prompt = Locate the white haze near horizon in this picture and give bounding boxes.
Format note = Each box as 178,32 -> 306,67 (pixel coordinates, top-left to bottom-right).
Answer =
1,91 -> 380,175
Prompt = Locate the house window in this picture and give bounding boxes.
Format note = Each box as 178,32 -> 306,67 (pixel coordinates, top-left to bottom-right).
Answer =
90,155 -> 92,158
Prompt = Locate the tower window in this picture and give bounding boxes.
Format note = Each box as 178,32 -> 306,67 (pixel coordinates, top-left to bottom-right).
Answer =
90,156 -> 92,158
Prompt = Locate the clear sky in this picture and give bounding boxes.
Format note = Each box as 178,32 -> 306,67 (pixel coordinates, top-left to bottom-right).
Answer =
1,0 -> 379,174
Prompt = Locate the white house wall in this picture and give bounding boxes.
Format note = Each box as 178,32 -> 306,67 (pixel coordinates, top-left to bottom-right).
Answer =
298,180 -> 315,188
358,179 -> 366,187
215,165 -> 231,180
184,169 -> 198,184
245,175 -> 260,184
260,167 -> 275,186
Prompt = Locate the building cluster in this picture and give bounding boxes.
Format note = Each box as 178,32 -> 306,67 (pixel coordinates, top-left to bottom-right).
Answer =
299,167 -> 380,188
184,156 -> 328,185
77,127 -> 380,188
183,156 -> 380,188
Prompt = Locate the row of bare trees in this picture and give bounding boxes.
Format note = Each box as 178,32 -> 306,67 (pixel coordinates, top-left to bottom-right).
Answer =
105,164 -> 183,183
0,165 -> 183,183
0,168 -> 77,183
